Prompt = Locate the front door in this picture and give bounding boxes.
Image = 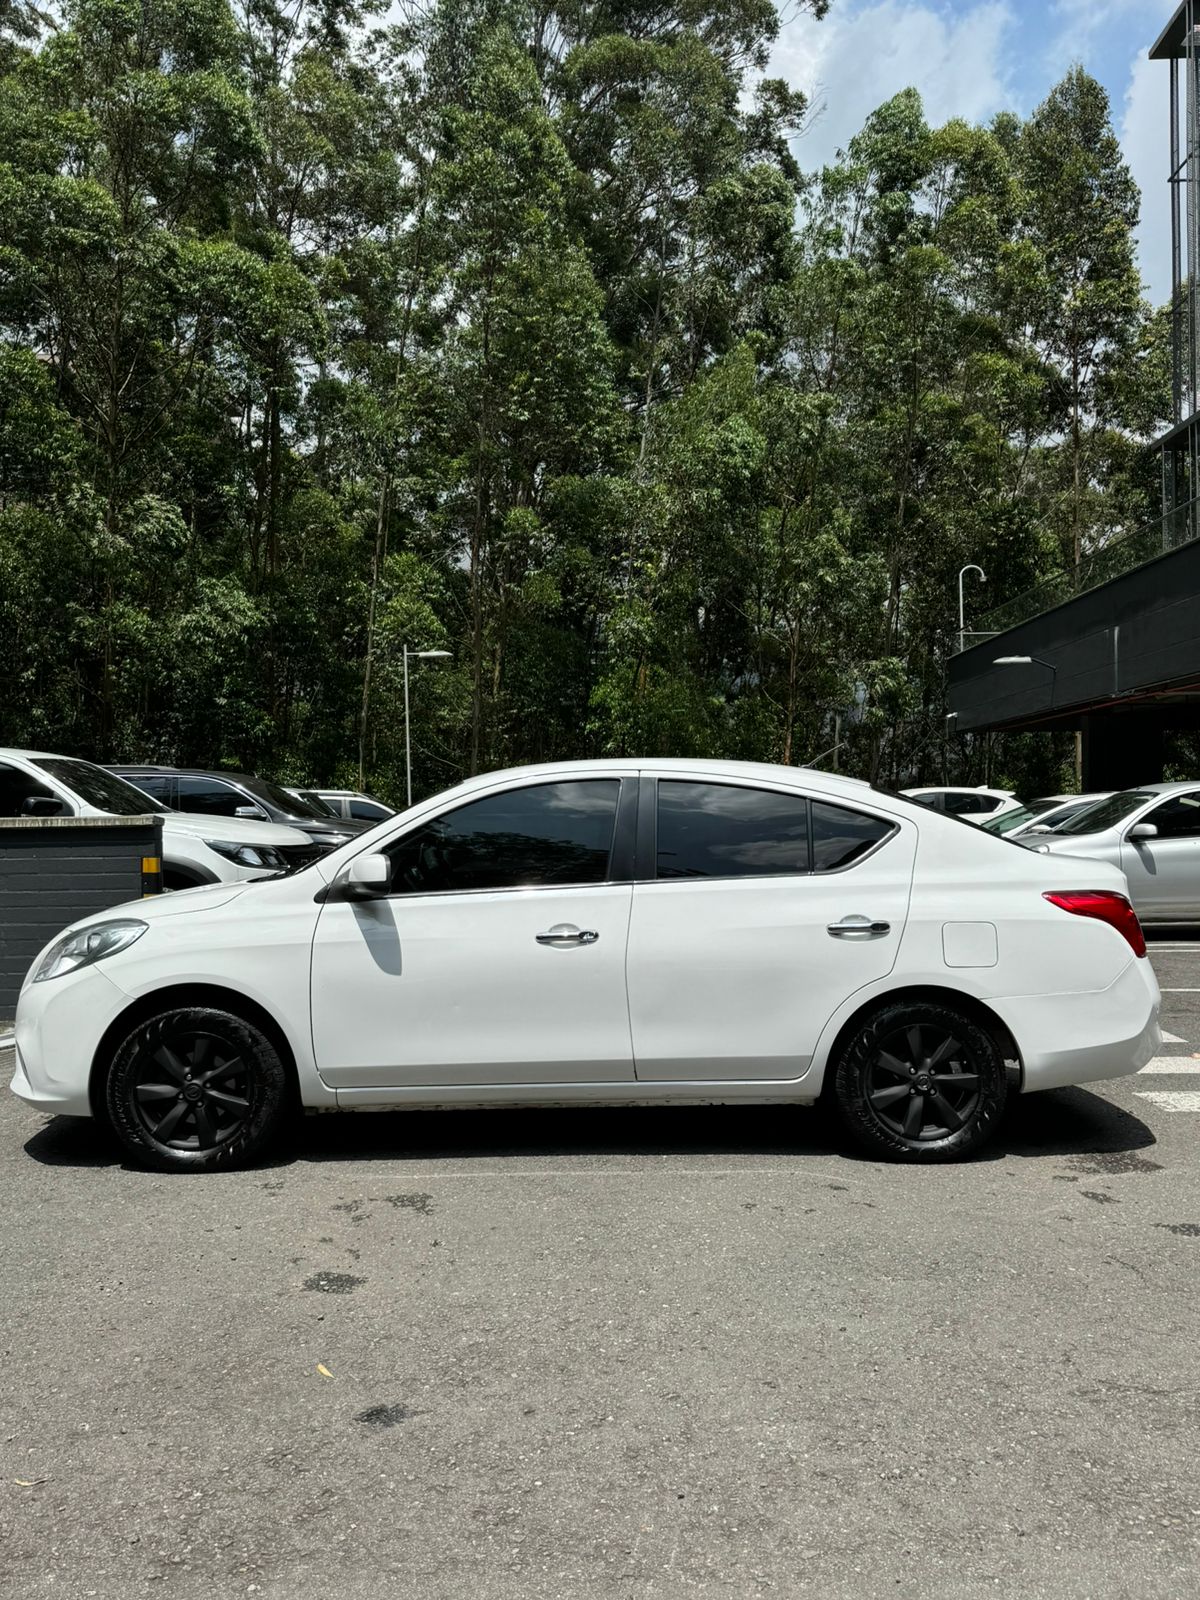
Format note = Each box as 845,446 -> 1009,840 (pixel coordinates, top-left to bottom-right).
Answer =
1121,791 -> 1200,921
626,778 -> 916,1081
310,776 -> 636,1088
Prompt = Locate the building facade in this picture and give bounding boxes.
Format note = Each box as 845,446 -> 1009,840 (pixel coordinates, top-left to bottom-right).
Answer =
947,0 -> 1200,788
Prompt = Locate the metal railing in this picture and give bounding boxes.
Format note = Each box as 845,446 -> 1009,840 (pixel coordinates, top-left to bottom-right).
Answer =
959,506 -> 1200,644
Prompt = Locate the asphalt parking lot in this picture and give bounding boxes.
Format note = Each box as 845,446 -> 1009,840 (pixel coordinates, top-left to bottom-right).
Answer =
3,944 -> 1200,1600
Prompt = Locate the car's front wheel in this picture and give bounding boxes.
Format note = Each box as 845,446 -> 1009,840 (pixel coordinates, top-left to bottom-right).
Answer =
105,1006 -> 291,1171
832,999 -> 1007,1162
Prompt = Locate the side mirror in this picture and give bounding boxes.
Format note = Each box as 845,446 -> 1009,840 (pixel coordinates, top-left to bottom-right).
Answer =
234,804 -> 268,821
1023,824 -> 1052,835
1128,822 -> 1158,841
332,852 -> 391,901
21,795 -> 69,817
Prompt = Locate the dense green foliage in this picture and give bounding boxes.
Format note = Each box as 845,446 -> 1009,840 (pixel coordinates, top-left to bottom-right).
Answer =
0,0 -> 1167,801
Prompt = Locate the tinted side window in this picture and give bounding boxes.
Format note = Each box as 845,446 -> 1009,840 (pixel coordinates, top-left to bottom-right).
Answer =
944,792 -> 994,815
656,782 -> 810,880
908,792 -> 941,810
0,762 -> 56,817
1146,794 -> 1200,840
177,776 -> 245,817
812,801 -> 895,871
349,799 -> 389,821
386,780 -> 620,894
129,774 -> 173,804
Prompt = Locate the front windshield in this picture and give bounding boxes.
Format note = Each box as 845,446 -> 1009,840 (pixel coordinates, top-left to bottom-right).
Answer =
295,788 -> 338,817
982,806 -> 1036,835
34,757 -> 167,816
1054,790 -> 1155,836
237,775 -> 330,819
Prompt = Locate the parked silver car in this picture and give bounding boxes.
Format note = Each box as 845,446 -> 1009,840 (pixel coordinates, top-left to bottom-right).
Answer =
1037,782 -> 1200,923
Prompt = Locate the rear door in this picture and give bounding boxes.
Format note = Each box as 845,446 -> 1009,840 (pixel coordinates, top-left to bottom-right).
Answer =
626,777 -> 916,1082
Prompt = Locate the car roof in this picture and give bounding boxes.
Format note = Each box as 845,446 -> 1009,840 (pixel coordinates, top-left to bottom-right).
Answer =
1131,780 -> 1200,793
0,747 -> 109,763
434,759 -> 889,806
902,785 -> 1013,796
109,764 -> 258,783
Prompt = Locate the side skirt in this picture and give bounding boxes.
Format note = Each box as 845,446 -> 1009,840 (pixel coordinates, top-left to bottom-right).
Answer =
322,1077 -> 821,1112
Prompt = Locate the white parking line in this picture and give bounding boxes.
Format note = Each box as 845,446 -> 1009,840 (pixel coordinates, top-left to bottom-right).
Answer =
1135,1090 -> 1200,1112
1160,988 -> 1200,993
1139,1057 -> 1200,1074
0,1033 -> 12,1051
1162,1031 -> 1187,1045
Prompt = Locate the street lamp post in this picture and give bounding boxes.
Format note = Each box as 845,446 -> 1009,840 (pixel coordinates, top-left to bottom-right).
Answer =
403,647 -> 452,809
957,564 -> 986,654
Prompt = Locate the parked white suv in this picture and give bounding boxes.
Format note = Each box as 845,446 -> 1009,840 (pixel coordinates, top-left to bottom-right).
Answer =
0,750 -> 318,889
900,786 -> 1021,824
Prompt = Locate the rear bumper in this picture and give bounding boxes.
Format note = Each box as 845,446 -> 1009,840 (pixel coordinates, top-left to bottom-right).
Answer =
993,958 -> 1161,1094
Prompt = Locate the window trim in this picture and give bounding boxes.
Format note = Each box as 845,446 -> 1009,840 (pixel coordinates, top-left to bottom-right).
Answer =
642,775 -> 899,884
372,775 -> 636,901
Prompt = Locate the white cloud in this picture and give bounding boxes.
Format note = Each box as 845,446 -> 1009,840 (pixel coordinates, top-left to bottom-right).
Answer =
769,0 -> 1169,305
1044,0 -> 1148,67
770,0 -> 1020,175
1120,48 -> 1171,305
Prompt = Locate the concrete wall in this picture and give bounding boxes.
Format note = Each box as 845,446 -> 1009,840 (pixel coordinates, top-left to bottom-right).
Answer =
0,816 -> 162,1013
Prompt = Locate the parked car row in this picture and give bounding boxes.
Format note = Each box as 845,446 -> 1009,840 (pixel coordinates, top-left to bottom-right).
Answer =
911,779 -> 1200,925
0,748 -> 394,891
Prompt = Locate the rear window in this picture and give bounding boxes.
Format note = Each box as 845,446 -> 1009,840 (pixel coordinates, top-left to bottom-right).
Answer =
811,802 -> 894,871
655,782 -> 895,879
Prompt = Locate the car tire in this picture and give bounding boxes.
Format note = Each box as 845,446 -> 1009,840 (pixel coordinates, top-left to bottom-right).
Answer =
832,999 -> 1007,1163
105,1006 -> 291,1172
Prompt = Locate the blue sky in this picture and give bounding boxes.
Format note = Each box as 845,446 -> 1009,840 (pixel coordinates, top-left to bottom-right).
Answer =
771,0 -> 1170,300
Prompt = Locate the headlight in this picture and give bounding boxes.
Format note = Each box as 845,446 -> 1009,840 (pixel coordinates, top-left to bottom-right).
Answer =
33,919 -> 148,983
204,839 -> 287,870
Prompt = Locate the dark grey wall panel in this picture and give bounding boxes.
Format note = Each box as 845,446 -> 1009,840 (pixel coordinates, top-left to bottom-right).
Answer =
948,539 -> 1200,733
0,817 -> 162,1013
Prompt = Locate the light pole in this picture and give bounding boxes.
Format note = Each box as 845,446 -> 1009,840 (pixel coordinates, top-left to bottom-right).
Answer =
957,564 -> 986,653
993,654 -> 1058,708
403,647 -> 451,808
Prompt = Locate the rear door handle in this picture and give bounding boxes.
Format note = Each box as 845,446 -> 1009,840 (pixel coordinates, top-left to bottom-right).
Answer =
828,916 -> 891,939
536,925 -> 600,946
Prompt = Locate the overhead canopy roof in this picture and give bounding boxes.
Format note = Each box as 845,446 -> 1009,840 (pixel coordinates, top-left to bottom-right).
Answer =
1151,2 -> 1200,60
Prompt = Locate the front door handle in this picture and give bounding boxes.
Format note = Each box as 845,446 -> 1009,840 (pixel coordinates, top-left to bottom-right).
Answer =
536,925 -> 600,946
828,916 -> 891,939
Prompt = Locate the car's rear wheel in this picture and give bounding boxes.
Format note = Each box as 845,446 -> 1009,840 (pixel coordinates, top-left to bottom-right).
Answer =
105,1006 -> 290,1171
832,999 -> 1007,1162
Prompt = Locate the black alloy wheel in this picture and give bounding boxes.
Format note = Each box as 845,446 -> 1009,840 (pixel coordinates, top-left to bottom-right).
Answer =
106,1006 -> 290,1171
868,1022 -> 981,1142
833,999 -> 1007,1162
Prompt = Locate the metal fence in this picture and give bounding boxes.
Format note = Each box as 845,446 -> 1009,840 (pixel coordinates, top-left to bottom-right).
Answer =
960,509 -> 1200,645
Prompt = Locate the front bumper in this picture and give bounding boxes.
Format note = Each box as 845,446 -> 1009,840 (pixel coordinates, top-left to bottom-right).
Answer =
9,965 -> 131,1118
993,957 -> 1161,1094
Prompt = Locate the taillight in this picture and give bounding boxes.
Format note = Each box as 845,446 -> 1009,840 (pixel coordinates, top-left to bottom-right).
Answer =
1043,891 -> 1147,959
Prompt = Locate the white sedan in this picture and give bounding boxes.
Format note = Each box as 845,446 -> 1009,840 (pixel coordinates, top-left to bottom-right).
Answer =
10,760 -> 1160,1170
